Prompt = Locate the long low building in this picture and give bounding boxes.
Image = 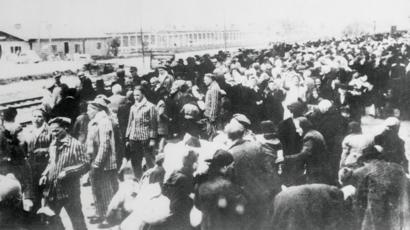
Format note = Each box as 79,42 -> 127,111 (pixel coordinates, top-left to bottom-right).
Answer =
0,28 -> 266,62
106,29 -> 255,55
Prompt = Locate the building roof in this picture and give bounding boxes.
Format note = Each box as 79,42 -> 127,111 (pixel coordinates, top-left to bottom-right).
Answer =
0,25 -> 109,41
0,30 -> 26,42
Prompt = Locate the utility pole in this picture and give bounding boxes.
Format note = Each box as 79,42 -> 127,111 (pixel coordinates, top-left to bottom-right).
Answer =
140,28 -> 145,65
139,0 -> 145,65
222,1 -> 227,52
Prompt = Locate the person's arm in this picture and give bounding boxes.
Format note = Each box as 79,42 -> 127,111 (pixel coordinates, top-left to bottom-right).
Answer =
398,140 -> 409,173
93,121 -> 112,169
149,105 -> 158,140
284,137 -> 313,162
340,137 -> 351,168
125,107 -> 134,140
208,88 -> 220,121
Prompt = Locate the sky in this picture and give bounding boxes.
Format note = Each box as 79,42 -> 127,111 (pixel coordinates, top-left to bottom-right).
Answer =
1,0 -> 410,38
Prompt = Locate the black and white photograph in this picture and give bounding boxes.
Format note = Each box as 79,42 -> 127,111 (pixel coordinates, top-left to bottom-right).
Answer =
1,0 -> 410,229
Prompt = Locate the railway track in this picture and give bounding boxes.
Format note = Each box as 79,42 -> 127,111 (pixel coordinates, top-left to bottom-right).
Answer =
0,79 -> 115,126
0,97 -> 43,111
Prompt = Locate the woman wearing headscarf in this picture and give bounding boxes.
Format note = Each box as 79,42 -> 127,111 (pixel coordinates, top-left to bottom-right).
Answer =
194,149 -> 247,230
277,117 -> 331,184
262,80 -> 285,126
271,184 -> 351,230
339,146 -> 410,230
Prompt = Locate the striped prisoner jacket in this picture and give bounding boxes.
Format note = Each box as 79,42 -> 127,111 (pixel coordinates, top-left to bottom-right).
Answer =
43,135 -> 89,201
126,98 -> 158,141
87,111 -> 118,170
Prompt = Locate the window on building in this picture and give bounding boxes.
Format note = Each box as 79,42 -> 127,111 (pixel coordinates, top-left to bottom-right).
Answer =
143,35 -> 149,45
75,44 -> 81,53
96,42 -> 102,50
130,36 -> 136,46
10,47 -> 14,53
150,35 -> 155,45
123,36 -> 129,47
51,45 -> 57,53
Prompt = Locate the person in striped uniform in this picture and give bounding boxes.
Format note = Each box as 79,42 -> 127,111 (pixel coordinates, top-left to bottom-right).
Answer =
21,108 -> 53,223
86,95 -> 119,227
39,117 -> 89,230
203,73 -> 221,139
125,86 -> 158,179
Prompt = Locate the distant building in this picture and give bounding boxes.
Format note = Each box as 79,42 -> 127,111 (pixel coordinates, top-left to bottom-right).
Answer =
0,31 -> 30,61
28,35 -> 110,59
0,28 -> 265,61
106,29 -> 255,55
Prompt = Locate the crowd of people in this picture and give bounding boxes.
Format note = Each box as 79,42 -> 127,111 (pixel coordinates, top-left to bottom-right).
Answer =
1,32 -> 410,230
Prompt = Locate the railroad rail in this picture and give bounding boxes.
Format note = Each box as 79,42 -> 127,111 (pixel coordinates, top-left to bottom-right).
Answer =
0,97 -> 43,111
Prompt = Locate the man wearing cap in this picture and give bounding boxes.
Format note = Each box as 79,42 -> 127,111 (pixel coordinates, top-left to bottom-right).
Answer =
204,73 -> 221,139
39,117 -> 89,230
130,66 -> 141,87
157,66 -> 174,93
86,96 -> 119,225
224,116 -> 277,230
50,71 -> 64,109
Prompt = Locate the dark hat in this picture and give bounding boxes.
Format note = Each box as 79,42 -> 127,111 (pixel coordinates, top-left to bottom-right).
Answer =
358,145 -> 382,162
53,71 -> 62,78
260,120 -> 276,134
130,66 -> 138,72
185,136 -> 201,148
287,100 -> 307,117
232,113 -> 251,128
77,71 -> 86,78
2,107 -> 17,122
48,117 -> 71,127
155,153 -> 165,164
205,149 -> 234,167
118,64 -> 124,68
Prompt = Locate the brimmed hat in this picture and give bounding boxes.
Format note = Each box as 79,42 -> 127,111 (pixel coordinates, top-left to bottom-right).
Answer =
130,66 -> 138,72
260,120 -> 276,134
205,149 -> 234,167
232,113 -> 251,128
88,94 -> 110,111
48,117 -> 71,127
77,71 -> 86,78
53,71 -> 62,78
